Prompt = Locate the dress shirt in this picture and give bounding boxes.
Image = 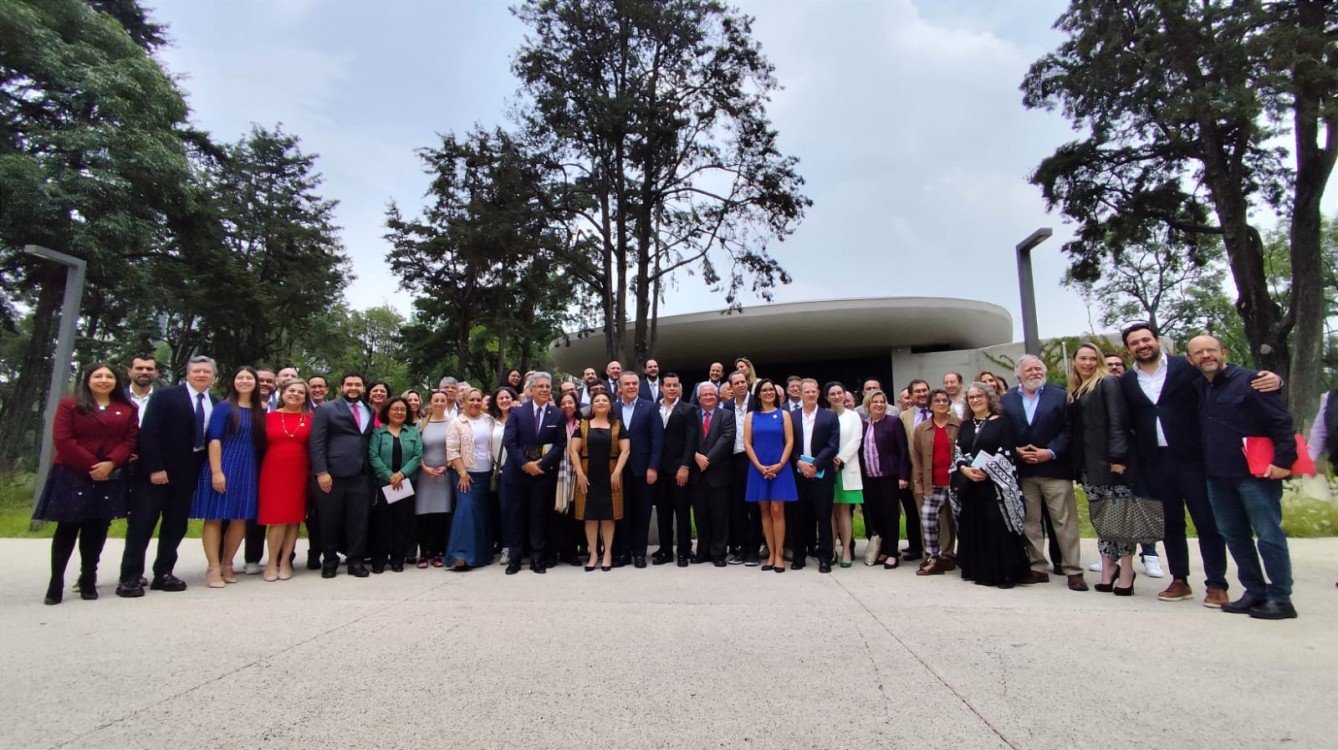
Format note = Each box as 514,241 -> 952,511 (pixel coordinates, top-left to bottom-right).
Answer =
914,407 -> 930,428
950,398 -> 965,420
660,398 -> 677,426
620,398 -> 637,428
801,407 -> 817,458
128,386 -> 154,427
646,378 -> 660,401
1021,387 -> 1042,425
532,401 -> 549,425
349,399 -> 371,430
862,421 -> 883,477
188,385 -> 214,445
1135,353 -> 1170,447
787,399 -> 802,412
1309,392 -> 1330,462
732,401 -> 747,454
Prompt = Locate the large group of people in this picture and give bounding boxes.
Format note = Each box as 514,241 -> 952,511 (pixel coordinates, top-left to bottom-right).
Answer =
33,322 -> 1320,621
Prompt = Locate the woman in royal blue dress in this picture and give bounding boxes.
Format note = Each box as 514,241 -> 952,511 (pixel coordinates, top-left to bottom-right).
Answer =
192,366 -> 265,588
744,378 -> 798,572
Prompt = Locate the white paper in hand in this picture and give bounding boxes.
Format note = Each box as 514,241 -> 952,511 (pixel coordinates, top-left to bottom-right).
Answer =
970,451 -> 994,470
382,478 -> 415,504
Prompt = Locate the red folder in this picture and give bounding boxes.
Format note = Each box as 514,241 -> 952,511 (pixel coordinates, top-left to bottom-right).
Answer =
1241,434 -> 1316,477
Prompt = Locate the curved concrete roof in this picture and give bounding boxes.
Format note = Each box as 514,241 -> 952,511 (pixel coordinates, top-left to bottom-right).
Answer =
552,296 -> 1013,373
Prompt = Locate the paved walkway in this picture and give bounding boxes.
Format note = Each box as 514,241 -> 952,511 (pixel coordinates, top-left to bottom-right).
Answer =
1,537 -> 1335,749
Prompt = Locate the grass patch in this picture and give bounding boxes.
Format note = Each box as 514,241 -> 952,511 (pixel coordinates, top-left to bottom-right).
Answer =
0,472 -> 203,539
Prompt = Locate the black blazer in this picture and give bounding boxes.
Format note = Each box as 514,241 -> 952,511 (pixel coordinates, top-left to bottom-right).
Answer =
1000,385 -> 1073,480
309,397 -> 373,478
790,407 -> 840,486
690,404 -> 735,487
1119,354 -> 1204,466
1069,376 -> 1131,486
858,414 -> 911,483
658,399 -> 697,473
138,384 -> 219,482
501,400 -> 568,485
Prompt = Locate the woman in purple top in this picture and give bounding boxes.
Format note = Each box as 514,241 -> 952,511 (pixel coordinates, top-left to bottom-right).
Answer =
858,389 -> 911,569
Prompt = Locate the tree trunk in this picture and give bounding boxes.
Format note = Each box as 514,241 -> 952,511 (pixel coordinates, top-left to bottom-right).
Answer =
0,265 -> 66,466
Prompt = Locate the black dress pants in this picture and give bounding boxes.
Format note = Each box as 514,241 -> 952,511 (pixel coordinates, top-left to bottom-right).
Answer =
863,475 -> 901,557
692,478 -> 730,558
898,486 -> 923,554
369,494 -> 416,566
794,477 -> 835,564
654,475 -> 693,556
120,455 -> 203,583
316,474 -> 370,562
503,477 -> 553,560
616,471 -> 653,558
727,453 -> 759,554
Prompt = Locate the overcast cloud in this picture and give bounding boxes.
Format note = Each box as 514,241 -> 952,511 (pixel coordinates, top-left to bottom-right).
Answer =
148,0 -> 1236,340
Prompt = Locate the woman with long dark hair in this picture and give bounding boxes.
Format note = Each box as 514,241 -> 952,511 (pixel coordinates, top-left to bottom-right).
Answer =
366,381 -> 390,428
744,378 -> 797,572
34,363 -> 138,604
488,386 -> 516,557
257,379 -> 312,582
500,368 -> 524,392
191,366 -> 266,588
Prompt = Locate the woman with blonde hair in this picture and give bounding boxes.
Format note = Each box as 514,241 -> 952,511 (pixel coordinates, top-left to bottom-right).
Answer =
1067,343 -> 1138,596
734,357 -> 758,390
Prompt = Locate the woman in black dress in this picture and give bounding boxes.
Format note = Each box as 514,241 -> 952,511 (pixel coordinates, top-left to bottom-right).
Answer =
568,393 -> 630,571
954,382 -> 1031,588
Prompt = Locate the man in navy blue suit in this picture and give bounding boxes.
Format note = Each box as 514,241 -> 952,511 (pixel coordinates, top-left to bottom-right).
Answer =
1119,322 -> 1280,607
612,371 -> 664,567
117,355 -> 219,597
791,378 -> 840,573
501,372 -> 567,574
1001,355 -> 1087,590
309,372 -> 374,579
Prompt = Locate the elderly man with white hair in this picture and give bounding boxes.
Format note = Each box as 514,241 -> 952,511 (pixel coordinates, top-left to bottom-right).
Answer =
999,355 -> 1087,591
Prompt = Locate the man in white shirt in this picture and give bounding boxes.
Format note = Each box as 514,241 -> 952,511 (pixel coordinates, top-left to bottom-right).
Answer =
438,376 -> 461,417
652,374 -> 696,565
943,372 -> 966,419
126,355 -> 158,425
725,370 -> 759,565
639,359 -> 663,402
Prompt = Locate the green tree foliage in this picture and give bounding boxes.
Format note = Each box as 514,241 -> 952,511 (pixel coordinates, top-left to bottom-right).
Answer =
512,0 -> 810,365
385,128 -> 576,386
1022,0 -> 1338,417
288,304 -> 413,389
0,0 -> 193,462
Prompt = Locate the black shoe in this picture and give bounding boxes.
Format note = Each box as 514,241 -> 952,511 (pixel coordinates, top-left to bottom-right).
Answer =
79,577 -> 98,600
791,560 -> 806,571
713,556 -> 727,567
306,554 -> 322,571
633,556 -> 647,569
692,556 -> 710,565
505,561 -> 522,575
744,554 -> 761,567
819,562 -> 832,574
321,561 -> 338,579
677,556 -> 690,567
531,561 -> 546,574
613,554 -> 630,568
1113,570 -> 1136,597
389,562 -> 404,573
349,564 -> 369,578
584,564 -> 596,572
115,580 -> 145,598
1221,594 -> 1268,614
761,563 -> 774,571
150,574 -> 188,592
902,550 -> 923,562
1248,600 -> 1298,620
651,551 -> 672,565
600,564 -> 611,572
371,564 -> 385,575
44,578 -> 62,605
727,554 -> 745,566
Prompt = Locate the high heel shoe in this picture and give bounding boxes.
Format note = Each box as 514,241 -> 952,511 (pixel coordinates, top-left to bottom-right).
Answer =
221,565 -> 238,584
1114,570 -> 1137,597
206,567 -> 226,589
1094,564 -> 1119,593
44,577 -> 62,605
840,560 -> 853,569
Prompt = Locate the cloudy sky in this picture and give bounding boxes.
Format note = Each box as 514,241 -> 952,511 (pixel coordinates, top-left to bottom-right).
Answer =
150,0 -> 1138,339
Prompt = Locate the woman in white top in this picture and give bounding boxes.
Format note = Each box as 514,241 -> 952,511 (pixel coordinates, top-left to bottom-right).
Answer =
445,388 -> 498,570
827,381 -> 865,568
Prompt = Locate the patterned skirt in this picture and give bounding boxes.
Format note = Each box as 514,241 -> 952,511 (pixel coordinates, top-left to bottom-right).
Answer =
32,464 -> 128,523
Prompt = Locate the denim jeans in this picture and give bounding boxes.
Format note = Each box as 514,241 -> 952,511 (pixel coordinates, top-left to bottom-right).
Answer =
1206,478 -> 1292,603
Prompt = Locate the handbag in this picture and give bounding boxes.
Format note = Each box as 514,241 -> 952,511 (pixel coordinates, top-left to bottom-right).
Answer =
489,426 -> 503,492
1087,484 -> 1163,545
554,452 -> 574,513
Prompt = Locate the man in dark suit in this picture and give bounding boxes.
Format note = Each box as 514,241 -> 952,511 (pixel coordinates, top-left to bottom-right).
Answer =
1000,355 -> 1086,590
723,370 -> 759,565
690,382 -> 736,566
638,359 -> 663,403
652,373 -> 697,566
604,360 -> 623,396
117,355 -> 219,597
1119,322 -> 1280,606
612,371 -> 664,567
690,361 -> 726,405
790,378 -> 840,572
309,372 -> 374,579
501,372 -> 567,574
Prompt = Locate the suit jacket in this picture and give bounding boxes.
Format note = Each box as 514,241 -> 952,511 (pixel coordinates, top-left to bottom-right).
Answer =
1119,354 -> 1204,466
639,378 -> 663,403
858,414 -> 910,484
138,384 -> 219,481
690,404 -> 735,487
51,396 -> 138,471
899,406 -> 932,446
612,397 -> 664,476
689,379 -> 723,405
1071,376 -> 1131,485
1000,385 -> 1072,479
910,416 -> 961,501
657,399 -> 697,473
310,396 -> 373,478
501,400 -> 567,485
790,406 -> 840,486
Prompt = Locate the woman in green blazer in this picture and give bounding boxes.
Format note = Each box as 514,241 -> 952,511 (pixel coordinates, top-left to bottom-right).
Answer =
368,396 -> 423,572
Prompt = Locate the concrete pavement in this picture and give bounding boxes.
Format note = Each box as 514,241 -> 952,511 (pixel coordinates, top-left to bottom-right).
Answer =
1,537 -> 1335,749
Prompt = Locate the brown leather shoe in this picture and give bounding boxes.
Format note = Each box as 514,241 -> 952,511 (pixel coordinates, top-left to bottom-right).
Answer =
1157,579 -> 1193,602
1067,574 -> 1089,591
1202,586 -> 1229,608
1026,571 -> 1050,584
938,557 -> 957,572
915,558 -> 946,576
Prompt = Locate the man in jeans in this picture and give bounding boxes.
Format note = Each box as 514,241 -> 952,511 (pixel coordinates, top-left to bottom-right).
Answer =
1188,335 -> 1298,620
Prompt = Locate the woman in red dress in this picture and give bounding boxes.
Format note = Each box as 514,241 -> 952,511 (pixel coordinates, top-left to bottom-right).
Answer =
258,380 -> 312,581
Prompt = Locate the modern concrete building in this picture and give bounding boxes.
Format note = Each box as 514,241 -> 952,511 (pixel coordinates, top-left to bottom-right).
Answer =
552,297 -> 1033,390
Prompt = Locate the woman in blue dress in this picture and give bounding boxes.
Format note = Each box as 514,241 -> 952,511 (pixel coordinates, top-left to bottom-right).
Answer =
192,366 -> 265,588
744,378 -> 798,572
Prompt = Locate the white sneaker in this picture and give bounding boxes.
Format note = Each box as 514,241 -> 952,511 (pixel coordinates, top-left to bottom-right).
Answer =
1088,560 -> 1103,572
243,562 -> 263,575
1141,554 -> 1165,578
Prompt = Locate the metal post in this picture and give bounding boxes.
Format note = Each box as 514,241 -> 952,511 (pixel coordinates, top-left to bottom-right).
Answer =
1014,228 -> 1052,356
24,245 -> 86,513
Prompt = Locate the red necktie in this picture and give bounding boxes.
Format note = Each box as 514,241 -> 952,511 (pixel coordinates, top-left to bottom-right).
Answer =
702,409 -> 712,437
350,401 -> 362,430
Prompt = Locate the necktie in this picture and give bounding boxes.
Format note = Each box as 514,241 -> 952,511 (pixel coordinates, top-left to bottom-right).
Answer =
350,401 -> 362,430
702,409 -> 712,437
193,392 -> 206,450
920,408 -> 929,421
536,404 -> 546,426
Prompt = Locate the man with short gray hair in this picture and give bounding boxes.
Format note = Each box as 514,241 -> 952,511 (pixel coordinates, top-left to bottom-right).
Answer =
500,371 -> 566,574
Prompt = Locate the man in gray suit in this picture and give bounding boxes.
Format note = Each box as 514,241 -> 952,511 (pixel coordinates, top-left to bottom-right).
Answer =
310,372 -> 374,579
